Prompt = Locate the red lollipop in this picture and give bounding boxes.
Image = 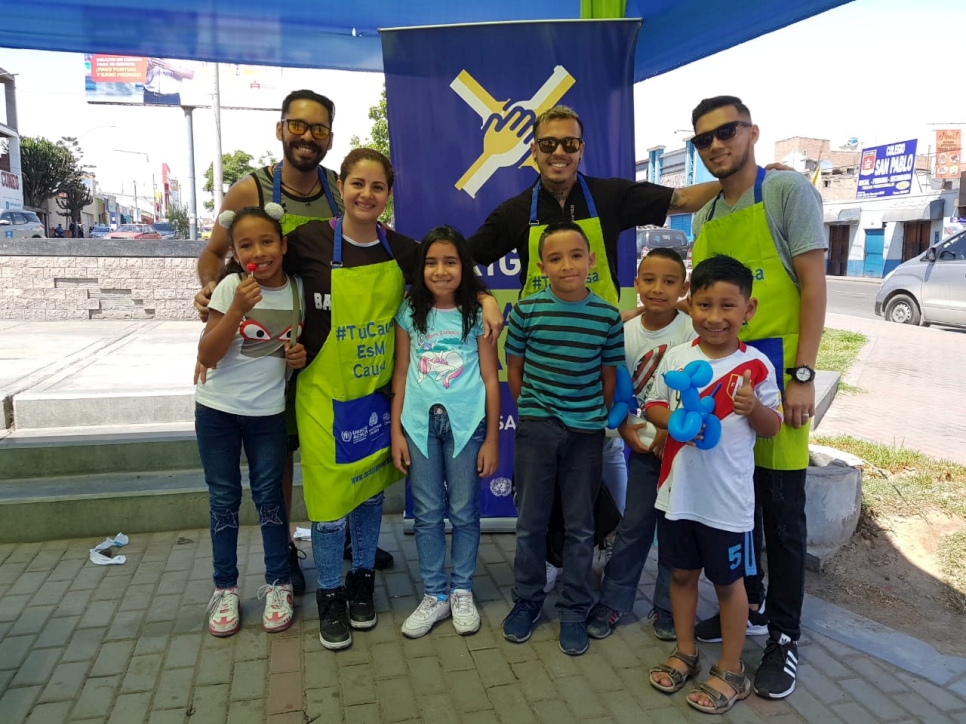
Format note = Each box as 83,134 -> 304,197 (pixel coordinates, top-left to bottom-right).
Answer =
246,262 -> 256,277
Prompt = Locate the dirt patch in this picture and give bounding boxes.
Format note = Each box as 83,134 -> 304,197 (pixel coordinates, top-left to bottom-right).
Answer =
805,509 -> 966,657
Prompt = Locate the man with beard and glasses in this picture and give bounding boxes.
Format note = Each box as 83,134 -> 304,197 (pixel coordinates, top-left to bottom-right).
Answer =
194,89 -> 394,596
687,95 -> 826,702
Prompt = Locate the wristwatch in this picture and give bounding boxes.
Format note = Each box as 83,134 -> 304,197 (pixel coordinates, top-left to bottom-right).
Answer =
786,365 -> 816,384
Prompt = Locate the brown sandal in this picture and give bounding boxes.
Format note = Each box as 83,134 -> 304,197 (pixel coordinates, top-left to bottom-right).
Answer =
649,649 -> 701,693
687,663 -> 751,714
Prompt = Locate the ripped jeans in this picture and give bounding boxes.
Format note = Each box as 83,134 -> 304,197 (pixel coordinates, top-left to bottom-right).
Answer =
195,403 -> 290,589
311,491 -> 385,590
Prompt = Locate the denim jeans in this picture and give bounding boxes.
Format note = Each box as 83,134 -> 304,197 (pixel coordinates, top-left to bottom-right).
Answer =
513,418 -> 603,622
406,407 -> 485,596
195,403 -> 290,589
599,450 -> 672,613
312,491 -> 385,590
745,467 -> 808,640
601,436 -> 628,515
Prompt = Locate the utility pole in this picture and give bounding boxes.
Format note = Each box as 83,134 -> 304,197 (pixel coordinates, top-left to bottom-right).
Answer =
212,63 -> 225,213
184,107 -> 198,239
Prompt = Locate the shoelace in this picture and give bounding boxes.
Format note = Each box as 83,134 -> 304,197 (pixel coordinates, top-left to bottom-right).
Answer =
413,595 -> 443,620
257,583 -> 289,613
206,589 -> 237,619
289,545 -> 306,562
451,593 -> 474,616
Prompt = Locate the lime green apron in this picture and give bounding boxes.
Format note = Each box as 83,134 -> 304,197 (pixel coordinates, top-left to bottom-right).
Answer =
691,167 -> 809,471
271,162 -> 341,234
296,217 -> 405,521
520,174 -> 619,306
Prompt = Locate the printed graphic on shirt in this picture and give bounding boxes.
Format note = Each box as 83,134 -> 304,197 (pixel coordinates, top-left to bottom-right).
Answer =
415,334 -> 465,389
632,343 -> 669,404
238,308 -> 302,359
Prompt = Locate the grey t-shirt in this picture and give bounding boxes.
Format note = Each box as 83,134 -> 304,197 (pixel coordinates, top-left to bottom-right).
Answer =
692,170 -> 826,286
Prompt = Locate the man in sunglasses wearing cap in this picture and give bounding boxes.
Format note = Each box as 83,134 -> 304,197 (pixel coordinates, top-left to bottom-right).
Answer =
687,95 -> 826,702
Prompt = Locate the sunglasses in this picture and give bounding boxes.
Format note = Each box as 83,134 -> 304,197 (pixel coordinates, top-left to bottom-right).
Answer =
534,136 -> 583,154
283,118 -> 331,141
691,121 -> 752,150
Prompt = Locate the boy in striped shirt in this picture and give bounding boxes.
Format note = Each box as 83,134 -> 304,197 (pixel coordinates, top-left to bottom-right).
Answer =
502,222 -> 625,656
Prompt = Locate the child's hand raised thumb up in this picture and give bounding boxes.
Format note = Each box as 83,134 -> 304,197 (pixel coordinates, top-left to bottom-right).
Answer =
733,370 -> 756,417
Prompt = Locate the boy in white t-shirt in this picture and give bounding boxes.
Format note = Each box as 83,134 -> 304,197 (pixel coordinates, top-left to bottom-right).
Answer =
587,248 -> 695,642
645,255 -> 783,715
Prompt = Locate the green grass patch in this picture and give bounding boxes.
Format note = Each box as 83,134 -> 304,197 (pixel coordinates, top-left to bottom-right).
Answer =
817,329 -> 867,394
813,434 -> 966,608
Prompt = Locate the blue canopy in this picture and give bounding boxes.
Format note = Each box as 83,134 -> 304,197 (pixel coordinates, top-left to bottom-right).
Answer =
3,1 -> 850,82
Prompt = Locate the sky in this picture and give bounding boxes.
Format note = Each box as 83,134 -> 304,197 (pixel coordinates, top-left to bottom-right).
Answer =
0,0 -> 963,220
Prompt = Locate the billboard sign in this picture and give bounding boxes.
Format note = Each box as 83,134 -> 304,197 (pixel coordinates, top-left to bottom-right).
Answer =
856,139 -> 917,199
84,54 -> 283,109
935,129 -> 961,180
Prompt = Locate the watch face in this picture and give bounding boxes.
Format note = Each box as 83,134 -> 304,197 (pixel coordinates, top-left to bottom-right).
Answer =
796,367 -> 812,382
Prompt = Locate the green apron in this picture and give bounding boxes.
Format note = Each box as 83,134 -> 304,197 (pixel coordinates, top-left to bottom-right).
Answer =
520,174 -> 619,306
691,167 -> 809,471
271,162 -> 341,234
296,217 -> 405,521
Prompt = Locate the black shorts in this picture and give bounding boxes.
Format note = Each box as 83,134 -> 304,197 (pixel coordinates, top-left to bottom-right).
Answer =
284,370 -> 300,453
657,514 -> 756,586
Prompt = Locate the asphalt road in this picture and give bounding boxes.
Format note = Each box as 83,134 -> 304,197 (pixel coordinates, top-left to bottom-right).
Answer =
826,276 -> 879,319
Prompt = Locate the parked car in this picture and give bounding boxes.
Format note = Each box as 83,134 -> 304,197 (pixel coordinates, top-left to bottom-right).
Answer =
636,226 -> 692,265
0,209 -> 46,239
107,224 -> 163,240
152,221 -> 178,240
90,224 -> 111,239
200,225 -> 213,241
874,228 -> 966,328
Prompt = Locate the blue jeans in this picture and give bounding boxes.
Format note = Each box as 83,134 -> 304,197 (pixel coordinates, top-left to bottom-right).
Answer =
601,437 -> 628,515
600,450 -> 672,613
195,404 -> 290,589
312,491 -> 385,590
513,418 -> 603,622
406,407 -> 484,596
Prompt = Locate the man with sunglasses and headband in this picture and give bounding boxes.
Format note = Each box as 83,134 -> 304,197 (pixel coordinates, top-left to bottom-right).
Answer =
687,96 -> 826,702
193,89 -> 393,596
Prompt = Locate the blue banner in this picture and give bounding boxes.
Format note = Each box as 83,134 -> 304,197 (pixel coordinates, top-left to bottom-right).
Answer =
857,139 -> 918,199
382,20 -> 640,518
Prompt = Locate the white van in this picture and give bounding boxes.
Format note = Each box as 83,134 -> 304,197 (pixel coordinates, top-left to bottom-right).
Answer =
874,228 -> 966,328
0,209 -> 46,239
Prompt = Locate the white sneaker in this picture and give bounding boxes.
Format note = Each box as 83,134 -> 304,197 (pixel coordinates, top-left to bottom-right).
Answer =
402,594 -> 451,638
207,587 -> 240,637
258,582 -> 294,633
543,562 -> 560,593
450,589 -> 481,635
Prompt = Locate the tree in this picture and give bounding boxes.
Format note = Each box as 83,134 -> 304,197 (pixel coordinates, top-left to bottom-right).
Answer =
167,203 -> 191,240
350,86 -> 393,223
19,136 -> 82,209
203,150 -> 255,211
257,150 -> 278,167
56,178 -> 93,226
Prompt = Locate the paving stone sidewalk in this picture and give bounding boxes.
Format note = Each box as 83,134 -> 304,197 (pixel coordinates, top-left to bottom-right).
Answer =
1,519 -> 965,724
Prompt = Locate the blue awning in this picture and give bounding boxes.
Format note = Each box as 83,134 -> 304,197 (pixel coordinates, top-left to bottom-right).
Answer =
2,1 -> 852,83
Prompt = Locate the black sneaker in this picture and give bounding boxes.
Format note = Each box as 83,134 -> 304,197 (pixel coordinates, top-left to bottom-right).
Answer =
648,606 -> 676,641
288,542 -> 306,596
343,536 -> 395,570
695,601 -> 769,643
345,568 -> 377,630
586,603 -> 623,640
316,587 -> 351,650
754,634 -> 798,699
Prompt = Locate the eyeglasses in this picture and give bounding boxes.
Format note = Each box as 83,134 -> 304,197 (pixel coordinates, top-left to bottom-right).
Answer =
691,121 -> 752,150
535,136 -> 583,154
283,119 -> 331,141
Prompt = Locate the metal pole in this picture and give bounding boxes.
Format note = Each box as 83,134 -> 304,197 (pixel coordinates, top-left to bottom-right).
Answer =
184,106 -> 198,239
212,63 -> 225,213
133,179 -> 139,223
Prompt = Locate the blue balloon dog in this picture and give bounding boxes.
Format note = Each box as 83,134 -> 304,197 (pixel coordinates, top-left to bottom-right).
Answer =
606,366 -> 636,429
663,359 -> 721,449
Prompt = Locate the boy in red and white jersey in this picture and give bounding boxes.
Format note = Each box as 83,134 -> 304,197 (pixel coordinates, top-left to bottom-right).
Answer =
644,254 -> 783,715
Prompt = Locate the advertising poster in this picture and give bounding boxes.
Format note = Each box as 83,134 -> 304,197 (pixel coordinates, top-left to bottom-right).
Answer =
856,139 -> 918,199
84,54 -> 283,109
935,129 -> 961,180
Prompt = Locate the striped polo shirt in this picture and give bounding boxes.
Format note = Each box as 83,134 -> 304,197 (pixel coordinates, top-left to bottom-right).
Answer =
505,287 -> 624,432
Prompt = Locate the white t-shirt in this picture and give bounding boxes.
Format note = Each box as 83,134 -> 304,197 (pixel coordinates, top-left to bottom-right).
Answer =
195,274 -> 304,417
623,311 -> 697,447
646,340 -> 783,533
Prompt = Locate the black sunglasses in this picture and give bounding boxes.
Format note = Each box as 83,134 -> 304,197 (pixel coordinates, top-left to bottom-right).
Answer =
535,136 -> 583,154
283,118 -> 331,141
691,121 -> 752,150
